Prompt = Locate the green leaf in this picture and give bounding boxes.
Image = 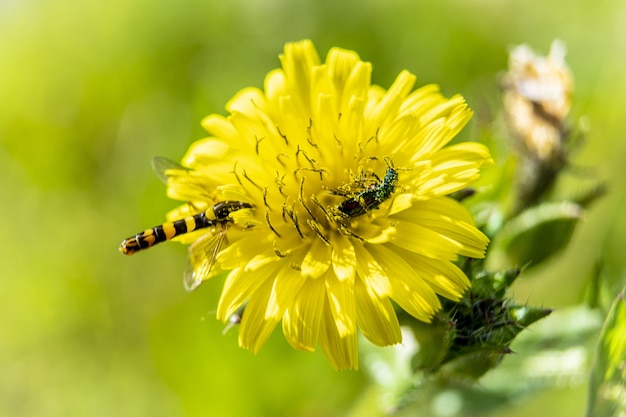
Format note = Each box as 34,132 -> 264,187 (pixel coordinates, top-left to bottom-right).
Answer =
487,201 -> 583,270
509,305 -> 553,328
587,288 -> 626,417
472,268 -> 522,299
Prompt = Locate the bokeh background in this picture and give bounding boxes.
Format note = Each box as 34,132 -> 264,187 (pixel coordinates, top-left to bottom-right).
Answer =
1,0 -> 624,416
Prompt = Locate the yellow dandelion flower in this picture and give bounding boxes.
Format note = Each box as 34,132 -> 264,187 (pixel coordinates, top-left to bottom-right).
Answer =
144,40 -> 492,370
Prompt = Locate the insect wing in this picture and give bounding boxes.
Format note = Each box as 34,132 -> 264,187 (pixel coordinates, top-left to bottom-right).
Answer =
152,156 -> 189,184
182,229 -> 226,291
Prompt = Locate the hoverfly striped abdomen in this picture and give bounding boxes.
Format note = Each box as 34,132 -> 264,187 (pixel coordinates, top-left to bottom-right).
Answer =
119,200 -> 252,256
119,211 -> 217,255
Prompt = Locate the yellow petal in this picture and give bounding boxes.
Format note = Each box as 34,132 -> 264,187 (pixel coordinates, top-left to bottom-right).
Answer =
326,46 -> 361,97
184,138 -> 230,161
336,94 -> 365,149
417,95 -> 469,127
365,70 -> 416,132
353,243 -> 391,297
311,91 -> 339,157
325,269 -> 356,338
412,142 -> 493,198
200,114 -> 237,138
368,244 -> 441,322
398,84 -> 443,114
379,111 -> 422,152
404,106 -> 473,162
301,237 -> 331,278
217,261 -> 281,321
432,142 -> 494,167
335,62 -> 370,144
217,233 -> 274,270
264,68 -> 286,102
265,263 -> 308,320
354,276 -> 402,346
215,183 -> 253,205
390,221 -> 462,260
239,278 -> 280,353
392,198 -> 489,259
280,39 -> 321,113
331,234 -> 356,283
319,299 -> 359,370
226,87 -> 266,114
282,275 -> 325,352
228,207 -> 262,228
405,253 -> 470,300
339,60 -> 371,115
387,193 -> 415,216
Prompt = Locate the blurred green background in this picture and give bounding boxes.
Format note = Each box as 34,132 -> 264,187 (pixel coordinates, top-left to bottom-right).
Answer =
1,0 -> 624,416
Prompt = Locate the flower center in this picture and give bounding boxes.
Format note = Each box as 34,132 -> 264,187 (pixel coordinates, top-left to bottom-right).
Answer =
233,119 -> 394,246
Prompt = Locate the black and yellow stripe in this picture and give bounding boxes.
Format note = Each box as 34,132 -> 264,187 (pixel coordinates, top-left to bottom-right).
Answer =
119,201 -> 252,255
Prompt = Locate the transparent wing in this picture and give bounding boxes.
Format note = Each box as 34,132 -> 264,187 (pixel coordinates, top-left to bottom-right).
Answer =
152,156 -> 188,184
183,227 -> 227,292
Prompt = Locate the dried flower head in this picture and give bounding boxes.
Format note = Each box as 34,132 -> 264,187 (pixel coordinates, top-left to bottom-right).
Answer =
501,40 -> 573,161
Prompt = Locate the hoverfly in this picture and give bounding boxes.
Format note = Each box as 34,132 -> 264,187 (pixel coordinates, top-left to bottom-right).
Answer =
119,157 -> 253,291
